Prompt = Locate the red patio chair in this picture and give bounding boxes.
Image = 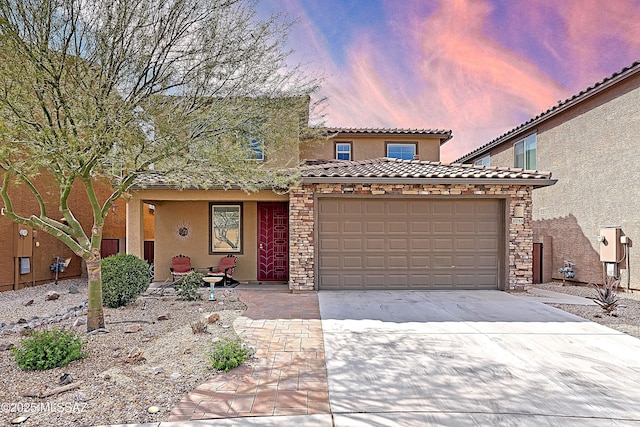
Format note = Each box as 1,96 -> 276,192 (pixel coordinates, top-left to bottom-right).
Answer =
208,255 -> 239,288
170,254 -> 194,282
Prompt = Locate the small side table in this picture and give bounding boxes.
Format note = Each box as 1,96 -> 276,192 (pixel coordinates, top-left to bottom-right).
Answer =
202,276 -> 223,301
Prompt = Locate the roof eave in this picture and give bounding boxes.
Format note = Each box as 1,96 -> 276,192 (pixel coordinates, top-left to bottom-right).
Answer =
301,177 -> 557,187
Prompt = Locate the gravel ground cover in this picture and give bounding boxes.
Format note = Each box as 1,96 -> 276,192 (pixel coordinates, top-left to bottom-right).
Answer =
2,279 -> 639,426
0,279 -> 246,427
526,282 -> 640,339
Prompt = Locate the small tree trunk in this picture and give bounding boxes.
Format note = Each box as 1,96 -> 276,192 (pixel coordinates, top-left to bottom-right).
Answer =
86,258 -> 105,332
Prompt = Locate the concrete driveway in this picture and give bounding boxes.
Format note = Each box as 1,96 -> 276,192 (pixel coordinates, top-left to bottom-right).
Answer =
319,290 -> 640,426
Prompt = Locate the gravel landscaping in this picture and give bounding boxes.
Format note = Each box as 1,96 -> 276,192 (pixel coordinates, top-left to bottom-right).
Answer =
0,279 -> 246,427
2,279 -> 640,426
526,282 -> 640,339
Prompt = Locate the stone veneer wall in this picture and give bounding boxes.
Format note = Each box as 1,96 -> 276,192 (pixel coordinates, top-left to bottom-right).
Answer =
288,183 -> 534,292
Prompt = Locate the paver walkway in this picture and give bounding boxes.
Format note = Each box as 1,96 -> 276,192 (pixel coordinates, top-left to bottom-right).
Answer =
168,290 -> 330,421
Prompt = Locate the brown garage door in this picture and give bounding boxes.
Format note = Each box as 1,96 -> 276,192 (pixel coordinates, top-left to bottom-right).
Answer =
317,198 -> 502,290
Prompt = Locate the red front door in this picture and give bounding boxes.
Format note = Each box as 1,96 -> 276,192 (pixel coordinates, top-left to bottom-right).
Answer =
257,202 -> 289,282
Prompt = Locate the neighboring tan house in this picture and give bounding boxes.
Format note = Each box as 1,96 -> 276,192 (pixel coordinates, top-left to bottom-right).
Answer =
455,61 -> 640,290
126,127 -> 555,292
0,178 -> 128,292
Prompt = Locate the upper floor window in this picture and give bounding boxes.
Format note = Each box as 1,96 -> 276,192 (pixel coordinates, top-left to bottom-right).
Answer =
386,143 -> 416,160
335,142 -> 352,160
514,133 -> 536,169
248,137 -> 264,161
474,155 -> 490,167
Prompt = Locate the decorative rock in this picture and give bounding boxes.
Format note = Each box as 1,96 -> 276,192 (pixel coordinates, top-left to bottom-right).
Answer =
169,372 -> 181,380
0,342 -> 15,351
198,307 -> 204,313
149,366 -> 165,375
157,313 -> 170,321
22,299 -> 34,306
17,318 -> 27,324
68,285 -> 79,294
74,392 -> 88,402
124,324 -> 142,333
73,318 -> 86,327
59,373 -> 73,385
45,291 -> 60,301
222,324 -> 231,329
206,313 -> 220,324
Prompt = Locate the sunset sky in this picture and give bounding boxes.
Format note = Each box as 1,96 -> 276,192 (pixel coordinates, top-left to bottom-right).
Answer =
257,0 -> 640,162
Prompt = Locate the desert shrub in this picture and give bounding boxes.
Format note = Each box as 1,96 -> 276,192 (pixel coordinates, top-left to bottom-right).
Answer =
102,254 -> 150,308
12,328 -> 86,371
208,338 -> 251,372
175,271 -> 203,301
191,319 -> 208,334
592,277 -> 620,313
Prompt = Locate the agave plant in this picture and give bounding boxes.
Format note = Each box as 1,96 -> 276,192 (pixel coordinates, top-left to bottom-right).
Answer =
592,277 -> 620,313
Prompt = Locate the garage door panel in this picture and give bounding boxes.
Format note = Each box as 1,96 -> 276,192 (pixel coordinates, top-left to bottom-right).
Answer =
477,238 -> 498,250
433,222 -> 452,233
388,256 -> 409,268
366,239 -> 385,250
342,202 -> 363,215
388,222 -> 408,233
365,222 -> 385,233
365,256 -> 386,268
388,239 -> 408,250
343,239 -> 362,251
478,201 -> 500,215
433,203 -> 453,215
364,202 -> 385,215
456,222 -> 476,233
317,198 -> 501,290
411,222 -> 430,233
409,202 -> 430,215
411,239 -> 430,250
434,238 -> 453,250
434,255 -> 453,267
456,238 -> 476,250
319,255 -> 339,268
410,256 -> 430,268
455,202 -> 475,214
388,202 -> 408,215
320,221 -> 339,233
477,255 -> 498,267
343,222 -> 362,233
319,238 -> 339,251
342,256 -> 363,268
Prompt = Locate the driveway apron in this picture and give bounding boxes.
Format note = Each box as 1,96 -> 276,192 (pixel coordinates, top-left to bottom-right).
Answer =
319,290 -> 640,426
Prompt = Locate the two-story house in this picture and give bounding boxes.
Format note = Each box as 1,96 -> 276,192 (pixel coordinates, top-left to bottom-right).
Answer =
455,61 -> 640,290
126,122 -> 555,292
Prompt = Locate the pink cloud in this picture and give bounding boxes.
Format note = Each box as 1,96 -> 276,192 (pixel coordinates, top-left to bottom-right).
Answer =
285,0 -> 640,162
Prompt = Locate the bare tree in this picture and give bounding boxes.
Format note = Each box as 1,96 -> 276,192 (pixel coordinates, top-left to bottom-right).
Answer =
0,0 -> 323,331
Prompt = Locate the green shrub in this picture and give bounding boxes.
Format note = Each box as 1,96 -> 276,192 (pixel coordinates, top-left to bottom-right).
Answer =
101,254 -> 150,308
175,271 -> 203,301
208,338 -> 251,372
12,328 -> 86,371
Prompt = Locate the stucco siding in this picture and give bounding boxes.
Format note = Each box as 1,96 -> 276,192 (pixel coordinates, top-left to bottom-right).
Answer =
129,189 -> 287,283
533,80 -> 640,288
461,72 -> 640,289
300,137 -> 441,162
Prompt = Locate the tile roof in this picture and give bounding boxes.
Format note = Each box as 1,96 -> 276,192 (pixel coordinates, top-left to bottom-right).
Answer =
301,157 -> 554,185
454,60 -> 640,163
324,127 -> 453,144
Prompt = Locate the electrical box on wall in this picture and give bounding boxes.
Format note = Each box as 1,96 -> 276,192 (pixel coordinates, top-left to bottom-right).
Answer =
599,227 -> 621,263
12,223 -> 33,257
